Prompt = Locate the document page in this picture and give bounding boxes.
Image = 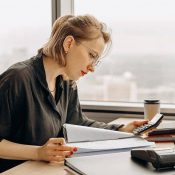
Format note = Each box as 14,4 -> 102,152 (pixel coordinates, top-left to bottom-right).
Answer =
63,124 -> 134,143
67,137 -> 155,154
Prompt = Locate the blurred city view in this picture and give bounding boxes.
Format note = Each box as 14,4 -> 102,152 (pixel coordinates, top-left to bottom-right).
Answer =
75,0 -> 175,103
0,0 -> 51,72
77,21 -> 175,103
1,0 -> 175,103
77,51 -> 175,103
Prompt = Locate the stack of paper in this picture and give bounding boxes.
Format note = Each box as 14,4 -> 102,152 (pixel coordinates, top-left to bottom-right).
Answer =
63,124 -> 155,154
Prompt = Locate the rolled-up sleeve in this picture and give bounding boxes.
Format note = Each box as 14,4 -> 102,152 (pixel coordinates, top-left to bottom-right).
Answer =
66,84 -> 124,131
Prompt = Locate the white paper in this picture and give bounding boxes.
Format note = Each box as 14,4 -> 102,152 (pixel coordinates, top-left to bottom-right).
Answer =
67,137 -> 155,154
63,124 -> 134,143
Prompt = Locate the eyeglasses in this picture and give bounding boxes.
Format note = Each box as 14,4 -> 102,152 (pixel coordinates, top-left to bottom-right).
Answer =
78,41 -> 101,67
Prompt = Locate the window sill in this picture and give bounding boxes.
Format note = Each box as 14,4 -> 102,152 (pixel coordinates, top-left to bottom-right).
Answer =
80,100 -> 175,119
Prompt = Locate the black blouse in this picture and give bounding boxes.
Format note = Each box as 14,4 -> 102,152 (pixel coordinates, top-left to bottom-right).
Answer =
0,52 -> 123,172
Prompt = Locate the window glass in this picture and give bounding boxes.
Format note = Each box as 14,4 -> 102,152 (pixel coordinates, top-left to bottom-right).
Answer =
0,0 -> 51,73
74,0 -> 175,103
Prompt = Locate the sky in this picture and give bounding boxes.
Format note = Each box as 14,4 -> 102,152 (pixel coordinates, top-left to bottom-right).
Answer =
1,0 -> 175,55
0,0 -> 51,54
75,0 -> 175,23
74,0 -> 175,54
0,1 -> 51,27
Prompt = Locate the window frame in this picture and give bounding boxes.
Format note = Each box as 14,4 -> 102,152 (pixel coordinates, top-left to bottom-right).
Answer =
54,0 -> 175,120
52,0 -> 74,22
81,101 -> 175,120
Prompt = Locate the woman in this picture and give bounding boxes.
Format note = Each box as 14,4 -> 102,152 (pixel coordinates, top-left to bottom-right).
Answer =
0,14 -> 147,172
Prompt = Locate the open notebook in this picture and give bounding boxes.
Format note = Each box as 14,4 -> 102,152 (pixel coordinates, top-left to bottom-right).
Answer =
63,124 -> 154,155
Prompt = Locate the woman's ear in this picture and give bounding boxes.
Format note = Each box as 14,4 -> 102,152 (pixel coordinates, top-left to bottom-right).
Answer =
63,35 -> 75,54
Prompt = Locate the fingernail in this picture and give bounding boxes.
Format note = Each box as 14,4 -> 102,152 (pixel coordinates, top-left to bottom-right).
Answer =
68,152 -> 73,157
73,147 -> 77,152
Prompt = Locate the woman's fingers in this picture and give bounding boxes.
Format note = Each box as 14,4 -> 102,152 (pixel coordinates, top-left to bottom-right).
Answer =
57,145 -> 77,152
37,138 -> 78,162
46,143 -> 77,152
47,150 -> 73,157
133,120 -> 148,127
46,150 -> 74,162
48,155 -> 65,162
48,138 -> 66,145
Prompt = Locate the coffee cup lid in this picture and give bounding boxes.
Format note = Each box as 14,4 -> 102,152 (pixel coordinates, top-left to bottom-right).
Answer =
144,99 -> 160,104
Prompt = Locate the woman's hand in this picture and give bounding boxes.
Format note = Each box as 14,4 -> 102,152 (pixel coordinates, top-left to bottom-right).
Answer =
118,120 -> 148,133
37,138 -> 77,162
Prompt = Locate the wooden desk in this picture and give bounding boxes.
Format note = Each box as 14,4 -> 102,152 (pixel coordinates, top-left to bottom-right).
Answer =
1,161 -> 78,175
1,118 -> 175,175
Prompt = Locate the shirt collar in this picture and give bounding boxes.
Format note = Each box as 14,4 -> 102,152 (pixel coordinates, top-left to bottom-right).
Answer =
32,52 -> 64,91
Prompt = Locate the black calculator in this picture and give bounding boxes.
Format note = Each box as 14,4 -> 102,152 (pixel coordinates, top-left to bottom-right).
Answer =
131,147 -> 175,170
133,113 -> 164,135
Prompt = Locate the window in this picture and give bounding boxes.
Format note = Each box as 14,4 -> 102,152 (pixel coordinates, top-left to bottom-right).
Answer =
0,0 -> 51,73
74,0 -> 175,104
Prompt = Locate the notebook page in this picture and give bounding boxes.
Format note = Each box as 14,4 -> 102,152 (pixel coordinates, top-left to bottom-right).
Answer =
63,124 -> 134,143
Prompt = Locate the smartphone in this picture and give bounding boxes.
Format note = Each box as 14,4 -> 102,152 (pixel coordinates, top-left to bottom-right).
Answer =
131,147 -> 175,170
133,113 -> 164,135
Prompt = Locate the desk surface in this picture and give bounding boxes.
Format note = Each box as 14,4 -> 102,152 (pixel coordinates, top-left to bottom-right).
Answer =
65,150 -> 175,175
1,161 -> 77,175
1,118 -> 175,175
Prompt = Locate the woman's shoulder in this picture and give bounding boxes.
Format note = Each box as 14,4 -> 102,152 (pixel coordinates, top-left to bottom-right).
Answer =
0,58 -> 35,87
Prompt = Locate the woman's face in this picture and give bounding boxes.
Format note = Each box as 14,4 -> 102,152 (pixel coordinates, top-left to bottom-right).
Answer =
64,37 -> 105,81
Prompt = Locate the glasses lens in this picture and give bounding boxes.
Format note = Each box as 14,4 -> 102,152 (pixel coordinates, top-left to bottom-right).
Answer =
93,59 -> 101,66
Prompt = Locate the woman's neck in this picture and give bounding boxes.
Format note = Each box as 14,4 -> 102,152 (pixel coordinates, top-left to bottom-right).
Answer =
43,56 -> 64,82
43,56 -> 66,95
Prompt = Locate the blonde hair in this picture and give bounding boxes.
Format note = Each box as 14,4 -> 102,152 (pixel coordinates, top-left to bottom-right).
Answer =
39,14 -> 111,66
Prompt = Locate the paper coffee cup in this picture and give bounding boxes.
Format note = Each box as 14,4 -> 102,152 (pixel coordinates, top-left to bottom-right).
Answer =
144,100 -> 160,120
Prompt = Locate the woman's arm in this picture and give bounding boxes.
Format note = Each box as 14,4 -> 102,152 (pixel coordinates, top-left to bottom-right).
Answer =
0,138 -> 76,162
0,139 -> 39,160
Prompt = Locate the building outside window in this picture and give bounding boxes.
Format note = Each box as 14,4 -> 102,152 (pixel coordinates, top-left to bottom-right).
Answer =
0,0 -> 51,73
74,0 -> 175,104
1,0 -> 175,105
